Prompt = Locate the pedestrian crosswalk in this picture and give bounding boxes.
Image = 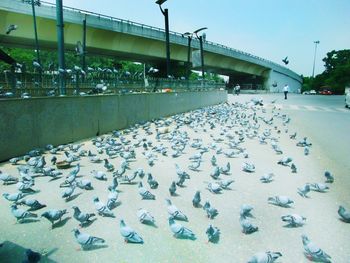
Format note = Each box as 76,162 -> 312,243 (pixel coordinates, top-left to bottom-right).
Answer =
265,103 -> 349,113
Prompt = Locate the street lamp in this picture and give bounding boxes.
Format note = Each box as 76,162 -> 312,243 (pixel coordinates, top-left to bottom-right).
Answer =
56,0 -> 66,95
312,40 -> 320,78
194,27 -> 207,80
155,0 -> 171,77
182,27 -> 207,81
22,0 -> 42,84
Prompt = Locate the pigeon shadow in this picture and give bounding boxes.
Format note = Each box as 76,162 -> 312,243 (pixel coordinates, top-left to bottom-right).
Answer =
52,217 -> 71,229
65,193 -> 82,202
49,176 -> 62,182
22,189 -> 40,195
81,218 -> 97,228
82,244 -> 108,251
282,224 -> 303,228
142,221 -> 158,228
338,218 -> 350,223
119,182 -> 137,185
170,193 -> 180,197
19,218 -> 40,224
208,236 -> 220,244
174,235 -> 196,241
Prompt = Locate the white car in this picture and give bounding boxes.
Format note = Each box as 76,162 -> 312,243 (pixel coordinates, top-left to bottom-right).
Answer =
345,91 -> 350,108
309,90 -> 317,95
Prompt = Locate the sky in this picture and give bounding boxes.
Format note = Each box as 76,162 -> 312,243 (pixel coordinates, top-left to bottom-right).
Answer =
45,0 -> 350,77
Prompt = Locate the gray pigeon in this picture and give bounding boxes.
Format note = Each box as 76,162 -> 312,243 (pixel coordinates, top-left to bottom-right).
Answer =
120,219 -> 144,243
18,199 -> 46,211
147,173 -> 159,189
166,199 -> 188,221
91,170 -> 107,181
242,162 -> 255,172
61,184 -> 76,200
203,201 -> 219,219
106,189 -> 118,210
2,192 -> 25,202
169,181 -> 177,196
138,182 -> 156,200
207,182 -> 222,194
211,155 -> 217,166
247,251 -> 282,263
41,209 -> 67,227
260,173 -> 274,183
291,163 -> 297,173
219,162 -> 230,175
206,224 -> 220,243
281,214 -> 306,227
188,160 -> 201,171
76,179 -> 93,190
0,172 -> 18,185
168,218 -> 196,240
219,179 -> 234,189
10,204 -> 37,223
192,191 -> 201,207
240,215 -> 258,234
277,157 -> 293,166
72,228 -> 105,249
324,171 -> 334,183
72,206 -> 96,226
240,204 -> 254,218
301,234 -> 331,263
93,197 -> 114,217
268,196 -> 294,208
338,205 -> 350,223
104,159 -> 114,171
137,208 -> 155,224
297,184 -> 311,198
210,166 -> 220,180
5,24 -> 17,35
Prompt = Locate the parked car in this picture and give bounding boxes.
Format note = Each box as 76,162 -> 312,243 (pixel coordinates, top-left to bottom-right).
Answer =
319,90 -> 333,95
302,90 -> 316,95
345,91 -> 350,108
309,90 -> 317,95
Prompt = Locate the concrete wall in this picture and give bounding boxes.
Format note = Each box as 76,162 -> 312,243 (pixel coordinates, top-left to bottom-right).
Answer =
0,91 -> 227,161
265,70 -> 302,93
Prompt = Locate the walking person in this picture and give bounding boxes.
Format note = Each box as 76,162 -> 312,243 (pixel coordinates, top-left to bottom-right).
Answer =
235,84 -> 241,96
283,84 -> 289,100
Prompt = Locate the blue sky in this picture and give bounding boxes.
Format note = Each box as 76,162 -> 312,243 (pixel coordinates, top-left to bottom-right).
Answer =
46,0 -> 350,77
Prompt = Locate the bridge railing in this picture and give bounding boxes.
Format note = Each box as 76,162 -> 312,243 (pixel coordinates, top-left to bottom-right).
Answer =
0,71 -> 225,98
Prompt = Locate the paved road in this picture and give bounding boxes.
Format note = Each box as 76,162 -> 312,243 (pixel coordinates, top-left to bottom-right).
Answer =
231,93 -> 350,197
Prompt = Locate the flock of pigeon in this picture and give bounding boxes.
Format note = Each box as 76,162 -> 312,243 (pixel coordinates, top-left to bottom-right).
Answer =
1,97 -> 349,262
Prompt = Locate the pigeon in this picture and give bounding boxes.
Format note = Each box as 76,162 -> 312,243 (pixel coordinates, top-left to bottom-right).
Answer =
304,147 -> 310,156
93,197 -> 114,217
168,218 -> 196,240
16,181 -> 35,193
297,184 -> 311,198
260,173 -> 274,183
220,162 -> 231,175
41,209 -> 67,227
72,206 -> 96,226
207,182 -> 222,194
192,191 -> 201,207
72,228 -> 105,249
240,204 -> 254,218
10,204 -> 37,223
203,201 -> 219,219
138,182 -> 156,200
188,160 -> 201,171
104,159 -> 114,172
0,172 -> 18,185
61,184 -> 76,200
69,163 -> 80,178
119,219 -> 144,243
106,189 -> 118,209
268,196 -> 294,208
242,162 -> 255,172
206,224 -> 220,243
211,155 -> 217,166
166,199 -> 188,221
338,206 -> 350,223
291,163 -> 297,173
277,157 -> 293,166
2,192 -> 25,202
247,251 -> 282,263
324,171 -> 334,183
91,170 -> 107,181
108,177 -> 118,192
6,24 -> 18,34
18,199 -> 46,211
240,216 -> 258,234
282,56 -> 289,65
9,156 -> 23,165
147,173 -> 159,189
309,183 -> 329,193
137,208 -> 155,224
301,234 -> 331,263
281,214 -> 306,227
210,166 -> 220,180
169,181 -> 177,196
76,179 -> 93,190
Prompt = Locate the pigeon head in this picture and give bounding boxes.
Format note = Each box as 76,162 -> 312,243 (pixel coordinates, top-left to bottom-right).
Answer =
269,251 -> 282,259
72,228 -> 80,236
338,206 -> 345,213
301,234 -> 309,245
168,217 -> 175,225
93,197 -> 99,202
165,199 -> 172,205
10,204 -> 17,209
120,219 -> 126,227
2,193 -> 9,198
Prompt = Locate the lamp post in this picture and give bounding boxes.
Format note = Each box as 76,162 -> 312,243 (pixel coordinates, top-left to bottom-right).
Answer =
56,0 -> 66,95
194,27 -> 207,80
312,40 -> 320,78
155,0 -> 171,78
23,0 -> 42,84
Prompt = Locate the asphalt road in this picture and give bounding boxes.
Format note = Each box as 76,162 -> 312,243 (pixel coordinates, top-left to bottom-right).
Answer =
231,93 -> 350,199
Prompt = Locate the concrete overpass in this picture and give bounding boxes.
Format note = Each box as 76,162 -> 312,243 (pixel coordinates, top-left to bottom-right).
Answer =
0,0 -> 302,92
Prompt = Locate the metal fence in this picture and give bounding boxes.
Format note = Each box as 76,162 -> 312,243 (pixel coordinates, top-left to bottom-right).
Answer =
0,71 -> 225,98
